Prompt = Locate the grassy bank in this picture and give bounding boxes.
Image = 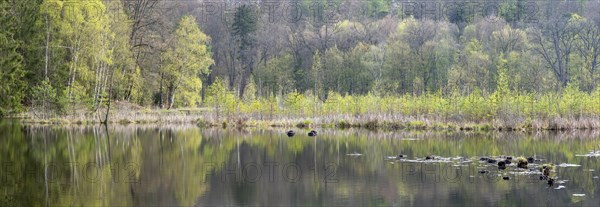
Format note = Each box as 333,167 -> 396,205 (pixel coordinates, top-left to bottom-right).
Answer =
14,85 -> 600,131
15,109 -> 600,131
207,115 -> 599,131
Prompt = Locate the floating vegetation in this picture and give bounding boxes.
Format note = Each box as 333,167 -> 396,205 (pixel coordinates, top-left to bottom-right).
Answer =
575,151 -> 600,157
509,171 -> 542,175
557,163 -> 582,167
384,153 -> 578,190
384,156 -> 397,160
400,138 -> 422,141
401,159 -> 454,163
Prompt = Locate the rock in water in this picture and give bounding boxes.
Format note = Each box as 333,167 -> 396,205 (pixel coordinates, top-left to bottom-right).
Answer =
287,131 -> 295,137
548,178 -> 555,187
543,166 -> 551,177
308,130 -> 317,137
517,158 -> 528,169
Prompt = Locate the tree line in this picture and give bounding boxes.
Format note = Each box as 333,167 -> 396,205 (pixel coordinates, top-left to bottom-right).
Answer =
1,0 -> 599,118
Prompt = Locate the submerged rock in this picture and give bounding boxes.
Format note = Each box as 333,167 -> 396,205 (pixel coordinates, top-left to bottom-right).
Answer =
527,157 -> 535,163
547,178 -> 555,186
497,161 -> 507,170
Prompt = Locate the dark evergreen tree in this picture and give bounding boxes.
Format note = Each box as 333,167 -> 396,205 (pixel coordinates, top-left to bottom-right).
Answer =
232,5 -> 258,98
0,0 -> 26,116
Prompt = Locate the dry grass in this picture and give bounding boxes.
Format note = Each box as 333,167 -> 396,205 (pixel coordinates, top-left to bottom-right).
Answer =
16,105 -> 600,131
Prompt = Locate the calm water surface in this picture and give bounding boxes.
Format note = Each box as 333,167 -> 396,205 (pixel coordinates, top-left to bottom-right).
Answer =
1,120 -> 600,206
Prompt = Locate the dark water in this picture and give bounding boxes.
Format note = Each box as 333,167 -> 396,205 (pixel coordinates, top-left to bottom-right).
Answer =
2,121 -> 600,206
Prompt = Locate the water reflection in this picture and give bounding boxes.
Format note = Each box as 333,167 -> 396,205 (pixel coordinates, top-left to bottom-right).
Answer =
1,121 -> 600,206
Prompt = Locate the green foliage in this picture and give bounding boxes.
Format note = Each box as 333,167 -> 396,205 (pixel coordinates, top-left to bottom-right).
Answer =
311,50 -> 323,99
197,80 -> 600,126
362,0 -> 392,18
0,0 -> 26,116
30,79 -> 65,117
1,0 -> 599,123
500,0 -> 528,24
161,15 -> 214,108
0,32 -> 25,116
206,78 -> 238,118
255,54 -> 295,97
106,1 -> 140,102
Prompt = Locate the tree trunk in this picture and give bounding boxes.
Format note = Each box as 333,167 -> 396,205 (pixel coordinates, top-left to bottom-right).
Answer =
158,72 -> 164,108
44,16 -> 50,79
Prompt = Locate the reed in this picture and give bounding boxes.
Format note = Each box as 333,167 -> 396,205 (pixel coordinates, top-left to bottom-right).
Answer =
16,87 -> 600,131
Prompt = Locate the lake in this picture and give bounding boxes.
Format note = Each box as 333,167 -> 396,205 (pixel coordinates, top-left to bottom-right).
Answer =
1,120 -> 600,206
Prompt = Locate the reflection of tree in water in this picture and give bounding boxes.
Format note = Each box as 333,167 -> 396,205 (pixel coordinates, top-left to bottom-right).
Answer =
2,122 -> 600,206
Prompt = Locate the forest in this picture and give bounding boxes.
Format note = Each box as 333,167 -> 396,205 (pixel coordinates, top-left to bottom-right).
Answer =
1,0 -> 599,129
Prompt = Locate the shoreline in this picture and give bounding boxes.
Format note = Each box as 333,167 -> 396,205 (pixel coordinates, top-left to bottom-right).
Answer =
10,112 -> 600,131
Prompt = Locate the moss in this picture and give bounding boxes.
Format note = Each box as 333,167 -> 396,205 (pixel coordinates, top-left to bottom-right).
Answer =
408,121 -> 427,129
296,120 -> 312,128
197,119 -> 212,127
446,123 -> 459,131
222,121 -> 228,128
460,126 -> 474,131
382,121 -> 404,130
118,119 -> 133,124
476,124 -> 493,131
337,120 -> 351,129
363,120 -> 379,130
517,157 -> 528,168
